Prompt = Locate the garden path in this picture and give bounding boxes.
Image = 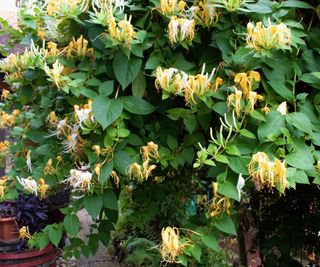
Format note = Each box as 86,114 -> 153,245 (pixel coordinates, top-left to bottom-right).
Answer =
76,210 -> 121,267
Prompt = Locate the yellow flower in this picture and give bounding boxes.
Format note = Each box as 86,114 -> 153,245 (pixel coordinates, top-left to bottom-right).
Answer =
248,91 -> 263,112
92,145 -> 101,156
156,65 -> 221,104
227,88 -> 242,117
208,189 -> 231,217
12,109 -> 21,117
127,160 -> 157,182
140,141 -> 160,161
246,18 -> 291,51
46,0 -> 88,17
1,89 -> 10,100
118,16 -> 137,48
234,70 -> 260,97
44,60 -> 65,88
178,0 -> 186,11
168,16 -> 195,45
17,176 -> 38,195
160,0 -> 178,15
19,226 -> 31,239
161,227 -> 185,263
38,178 -> 49,199
47,42 -> 60,57
74,100 -> 95,129
47,111 -> 59,126
249,152 -> 287,193
0,176 -> 7,198
62,131 -> 86,154
190,1 -> 218,27
0,141 -> 10,154
44,159 -> 55,175
65,168 -> 92,191
155,67 -> 188,95
62,35 -> 93,58
0,111 -> 15,128
216,0 -> 247,12
261,105 -> 270,114
94,163 -> 102,177
275,159 -> 286,193
110,171 -> 120,187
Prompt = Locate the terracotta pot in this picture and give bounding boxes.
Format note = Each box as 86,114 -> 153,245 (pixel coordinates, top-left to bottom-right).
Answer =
0,244 -> 57,267
0,217 -> 19,242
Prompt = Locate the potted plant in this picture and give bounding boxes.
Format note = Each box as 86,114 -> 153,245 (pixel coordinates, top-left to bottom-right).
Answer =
0,189 -> 57,264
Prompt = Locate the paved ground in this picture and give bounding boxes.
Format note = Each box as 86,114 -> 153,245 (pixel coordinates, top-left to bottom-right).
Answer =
76,210 -> 121,267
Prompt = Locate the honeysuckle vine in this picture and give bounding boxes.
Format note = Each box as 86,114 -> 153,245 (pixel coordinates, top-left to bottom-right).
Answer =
0,0 -> 318,265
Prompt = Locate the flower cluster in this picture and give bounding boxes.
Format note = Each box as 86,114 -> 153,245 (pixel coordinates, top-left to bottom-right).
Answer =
248,152 -> 287,194
64,167 -> 92,192
46,0 -> 88,17
160,0 -> 219,45
189,1 -> 218,27
168,16 -> 196,45
208,182 -> 231,217
0,141 -> 10,156
0,177 -> 7,198
47,113 -> 87,155
0,110 -> 20,128
16,176 -> 49,199
155,65 -> 223,104
127,142 -> 159,182
74,100 -> 96,131
160,227 -> 186,263
227,70 -> 262,116
246,19 -> 291,51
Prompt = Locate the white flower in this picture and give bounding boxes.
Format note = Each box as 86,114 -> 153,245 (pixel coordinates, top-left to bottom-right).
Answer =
64,168 -> 92,191
17,176 -> 37,196
277,101 -> 287,115
236,173 -> 245,200
26,150 -> 32,173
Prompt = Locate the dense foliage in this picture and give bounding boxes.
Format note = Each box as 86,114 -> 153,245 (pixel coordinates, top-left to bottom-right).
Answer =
0,0 -> 320,265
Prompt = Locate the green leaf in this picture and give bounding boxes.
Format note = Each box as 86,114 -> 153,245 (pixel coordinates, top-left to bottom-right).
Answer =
239,129 -> 256,139
225,144 -> 241,156
99,81 -> 114,96
215,216 -> 237,235
64,215 -> 80,237
92,96 -> 123,129
113,51 -> 142,90
215,154 -> 229,164
292,169 -> 309,184
178,254 -> 188,266
99,161 -> 113,185
132,72 -> 146,97
121,96 -> 156,115
79,88 -> 98,98
145,51 -> 163,70
286,112 -> 313,134
286,140 -> 314,170
114,150 -> 134,175
282,0 -> 314,9
167,135 -> 178,150
218,180 -> 239,201
228,156 -> 250,175
48,224 -> 63,247
101,189 -> 118,210
258,111 -> 286,142
84,194 -> 103,219
201,233 -> 219,251
268,81 -> 294,100
190,244 -> 202,263
184,114 -> 197,133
